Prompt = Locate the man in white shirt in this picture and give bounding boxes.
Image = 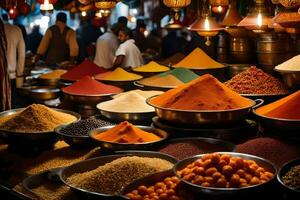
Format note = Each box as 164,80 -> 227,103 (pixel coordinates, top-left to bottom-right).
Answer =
2,14 -> 25,108
94,23 -> 121,69
113,27 -> 143,69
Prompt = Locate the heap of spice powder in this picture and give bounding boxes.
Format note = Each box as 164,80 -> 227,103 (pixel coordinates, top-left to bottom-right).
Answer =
158,52 -> 186,66
39,69 -> 67,80
225,66 -> 288,95
235,137 -> 300,167
282,165 -> 300,191
139,74 -> 184,88
95,67 -> 142,81
0,104 -> 77,132
275,54 -> 300,71
113,89 -> 163,99
66,156 -> 173,195
173,48 -> 224,69
93,121 -> 161,143
150,74 -> 252,110
255,90 -> 300,119
98,91 -> 155,113
60,60 -> 107,81
133,61 -> 170,72
62,76 -> 123,96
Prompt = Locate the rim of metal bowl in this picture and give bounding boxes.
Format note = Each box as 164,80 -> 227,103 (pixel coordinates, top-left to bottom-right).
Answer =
89,125 -> 168,146
274,68 -> 300,74
253,109 -> 300,122
277,158 -> 300,193
62,90 -> 123,97
173,152 -> 277,192
146,95 -> 258,113
96,102 -> 155,115
241,93 -> 289,97
0,108 -> 80,134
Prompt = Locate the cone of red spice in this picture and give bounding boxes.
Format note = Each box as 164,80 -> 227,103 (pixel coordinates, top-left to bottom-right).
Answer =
61,60 -> 108,81
62,76 -> 123,96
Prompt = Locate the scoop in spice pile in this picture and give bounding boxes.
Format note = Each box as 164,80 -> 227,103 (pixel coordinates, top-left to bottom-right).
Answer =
93,121 -> 161,143
150,74 -> 253,110
66,156 -> 173,195
0,104 -> 77,132
225,66 -> 288,95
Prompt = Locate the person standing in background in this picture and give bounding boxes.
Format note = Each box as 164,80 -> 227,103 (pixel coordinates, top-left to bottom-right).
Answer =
132,19 -> 148,52
161,30 -> 184,58
27,25 -> 43,54
94,23 -> 121,69
0,18 -> 11,111
35,12 -> 79,65
2,14 -> 25,108
118,16 -> 128,28
113,27 -> 143,69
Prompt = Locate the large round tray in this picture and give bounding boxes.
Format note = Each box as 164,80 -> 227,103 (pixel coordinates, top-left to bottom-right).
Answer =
59,151 -> 177,199
147,96 -> 263,125
0,108 -> 80,147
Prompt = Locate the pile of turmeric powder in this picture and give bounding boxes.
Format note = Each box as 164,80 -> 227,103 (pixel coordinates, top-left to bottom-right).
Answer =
95,68 -> 142,81
150,74 -> 253,111
39,69 -> 67,80
256,90 -> 300,119
93,121 -> 161,143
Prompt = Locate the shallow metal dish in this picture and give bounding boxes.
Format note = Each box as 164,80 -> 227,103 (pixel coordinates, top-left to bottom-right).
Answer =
0,108 -> 80,147
174,152 -> 277,196
30,87 -> 60,100
274,69 -> 300,90
59,152 -> 177,199
89,126 -> 168,151
38,77 -> 60,87
30,67 -> 52,76
277,158 -> 300,197
147,96 -> 263,125
63,92 -> 116,105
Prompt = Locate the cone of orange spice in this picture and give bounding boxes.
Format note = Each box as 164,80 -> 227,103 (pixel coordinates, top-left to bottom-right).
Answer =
93,121 -> 161,143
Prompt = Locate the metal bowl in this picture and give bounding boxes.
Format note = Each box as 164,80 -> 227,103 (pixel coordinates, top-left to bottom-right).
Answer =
89,126 -> 168,151
58,80 -> 74,88
0,108 -> 80,147
274,69 -> 300,90
38,77 -> 60,87
253,110 -> 300,140
134,80 -> 177,91
59,152 -> 177,199
277,158 -> 300,197
241,93 -> 289,104
96,103 -> 155,125
30,86 -> 60,100
147,96 -> 263,125
174,152 -> 277,196
63,92 -> 116,105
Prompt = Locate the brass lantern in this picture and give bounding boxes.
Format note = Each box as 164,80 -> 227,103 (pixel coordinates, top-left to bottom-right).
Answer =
94,0 -> 117,16
163,0 -> 191,11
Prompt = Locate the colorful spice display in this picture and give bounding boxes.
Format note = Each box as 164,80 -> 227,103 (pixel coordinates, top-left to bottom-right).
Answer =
139,74 -> 184,88
158,68 -> 199,83
93,121 -> 161,143
177,153 -> 274,188
62,76 -> 122,96
66,156 -> 173,195
39,69 -> 67,80
225,66 -> 288,95
282,165 -> 300,191
133,61 -> 170,72
0,104 -> 77,132
158,52 -> 186,67
235,137 -> 300,167
60,60 -> 107,81
150,74 -> 252,110
173,48 -> 224,69
113,89 -> 163,99
98,91 -> 155,113
275,55 -> 300,71
95,67 -> 142,81
255,90 -> 300,119
126,176 -> 189,200
60,116 -> 115,136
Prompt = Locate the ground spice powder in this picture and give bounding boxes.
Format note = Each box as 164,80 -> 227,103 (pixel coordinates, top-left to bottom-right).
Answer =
282,165 -> 300,191
133,61 -> 170,72
225,66 -> 288,95
60,60 -> 107,81
150,74 -> 252,110
39,69 -> 67,80
173,48 -> 224,69
256,90 -> 300,119
62,76 -> 123,96
95,67 -> 142,81
139,74 -> 184,87
0,104 -> 77,132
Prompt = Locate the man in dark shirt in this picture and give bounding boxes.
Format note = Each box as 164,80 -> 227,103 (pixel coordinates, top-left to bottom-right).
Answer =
27,25 -> 43,54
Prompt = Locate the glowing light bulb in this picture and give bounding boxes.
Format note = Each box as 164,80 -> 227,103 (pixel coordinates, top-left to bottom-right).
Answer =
9,8 -> 14,14
217,6 -> 222,13
204,18 -> 210,31
81,11 -> 87,17
257,13 -> 263,27
40,0 -> 54,11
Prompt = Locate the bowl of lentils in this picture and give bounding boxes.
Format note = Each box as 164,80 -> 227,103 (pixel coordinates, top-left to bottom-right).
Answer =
55,115 -> 115,148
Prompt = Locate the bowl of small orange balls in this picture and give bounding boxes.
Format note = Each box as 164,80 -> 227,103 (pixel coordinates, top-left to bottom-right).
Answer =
174,152 -> 277,196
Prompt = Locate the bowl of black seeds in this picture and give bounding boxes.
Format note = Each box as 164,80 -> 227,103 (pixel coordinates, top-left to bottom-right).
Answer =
55,115 -> 115,149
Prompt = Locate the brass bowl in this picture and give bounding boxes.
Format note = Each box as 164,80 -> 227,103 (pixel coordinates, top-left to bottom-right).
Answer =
174,152 -> 277,196
38,77 -> 60,87
147,96 -> 263,125
30,87 -> 60,100
89,126 -> 168,151
274,69 -> 300,90
63,92 -> 118,105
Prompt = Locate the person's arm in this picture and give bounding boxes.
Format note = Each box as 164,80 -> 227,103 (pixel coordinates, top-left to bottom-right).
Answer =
112,55 -> 125,69
68,30 -> 79,64
16,28 -> 26,88
35,29 -> 52,61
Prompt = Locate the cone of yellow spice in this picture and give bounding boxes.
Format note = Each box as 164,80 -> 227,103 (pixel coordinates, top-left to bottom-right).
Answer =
93,121 -> 161,143
95,68 -> 142,81
133,61 -> 170,72
39,69 -> 67,79
173,48 -> 224,69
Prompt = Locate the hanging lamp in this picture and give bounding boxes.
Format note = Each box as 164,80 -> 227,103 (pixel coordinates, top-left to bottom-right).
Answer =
94,0 -> 118,16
